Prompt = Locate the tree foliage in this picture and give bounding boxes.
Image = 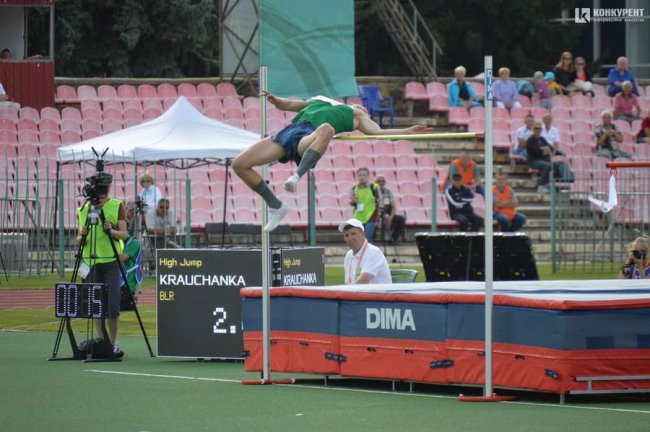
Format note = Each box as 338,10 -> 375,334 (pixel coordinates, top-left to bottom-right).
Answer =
356,0 -> 583,77
55,0 -> 219,77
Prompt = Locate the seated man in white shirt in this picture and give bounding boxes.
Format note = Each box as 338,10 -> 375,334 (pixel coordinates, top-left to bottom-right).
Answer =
513,114 -> 534,159
145,198 -> 176,249
540,113 -> 564,156
340,218 -> 392,285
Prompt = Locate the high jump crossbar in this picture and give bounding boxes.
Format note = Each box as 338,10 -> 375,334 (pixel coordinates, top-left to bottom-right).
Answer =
334,132 -> 483,140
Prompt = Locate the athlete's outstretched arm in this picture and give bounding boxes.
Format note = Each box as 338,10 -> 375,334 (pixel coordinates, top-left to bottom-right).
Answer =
356,114 -> 431,136
261,90 -> 309,112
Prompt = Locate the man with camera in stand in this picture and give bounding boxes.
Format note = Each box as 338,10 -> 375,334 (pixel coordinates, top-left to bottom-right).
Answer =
76,173 -> 128,358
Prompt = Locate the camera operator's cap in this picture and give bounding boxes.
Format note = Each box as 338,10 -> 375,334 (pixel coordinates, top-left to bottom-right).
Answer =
338,218 -> 364,233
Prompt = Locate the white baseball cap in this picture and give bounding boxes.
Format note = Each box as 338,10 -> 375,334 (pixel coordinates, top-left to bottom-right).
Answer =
338,218 -> 364,233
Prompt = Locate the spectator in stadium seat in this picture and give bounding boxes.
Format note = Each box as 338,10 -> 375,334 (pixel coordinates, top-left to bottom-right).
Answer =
374,175 -> 406,244
594,110 -> 630,160
448,65 -> 481,108
492,67 -> 522,110
526,122 -> 553,193
446,173 -> 483,232
608,57 -> 639,97
573,57 -> 594,96
544,72 -> 562,96
638,113 -> 650,144
339,218 -> 392,285
513,114 -> 535,159
0,80 -> 20,110
540,114 -> 564,156
349,167 -> 382,243
145,198 -> 176,250
232,92 -> 430,233
619,236 -> 649,279
139,171 -> 164,212
613,81 -> 641,124
552,51 -> 577,95
492,171 -> 526,232
447,150 -> 484,197
534,71 -> 552,110
0,48 -> 12,59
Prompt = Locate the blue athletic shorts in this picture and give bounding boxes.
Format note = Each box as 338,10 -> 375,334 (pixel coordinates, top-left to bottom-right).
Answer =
272,122 -> 316,164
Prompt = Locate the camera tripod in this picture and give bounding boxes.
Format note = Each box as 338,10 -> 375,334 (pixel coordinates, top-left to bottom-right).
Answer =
49,199 -> 154,361
378,211 -> 403,266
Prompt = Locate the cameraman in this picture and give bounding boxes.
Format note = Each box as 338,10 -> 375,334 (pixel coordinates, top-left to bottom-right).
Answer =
619,236 -> 649,279
76,178 -> 128,358
374,175 -> 406,244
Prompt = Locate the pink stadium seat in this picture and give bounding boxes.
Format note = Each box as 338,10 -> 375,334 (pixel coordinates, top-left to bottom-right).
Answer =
40,130 -> 60,144
448,107 -> 470,126
395,153 -> 418,168
122,99 -> 143,112
492,130 -> 511,150
0,118 -> 16,132
138,84 -> 158,99
103,99 -> 123,112
373,140 -> 393,155
592,96 -> 612,111
571,120 -> 592,134
614,120 -> 632,135
244,118 -> 260,133
203,107 -> 224,121
187,98 -> 203,111
60,118 -> 82,134
81,99 -> 101,112
352,154 -> 374,170
102,119 -> 122,134
375,169 -> 398,183
509,108 -> 529,123
0,129 -> 18,145
317,207 -> 343,227
224,118 -> 245,129
591,83 -> 606,97
405,207 -> 429,225
102,108 -> 123,122
469,106 -> 485,119
197,83 -> 217,98
77,85 -> 98,100
203,97 -> 223,110
142,98 -> 163,111
216,82 -> 240,98
82,107 -> 102,121
492,107 -> 510,121
18,129 -> 39,144
374,154 -> 396,169
572,109 -> 592,122
97,85 -> 118,100
572,130 -> 594,145
61,130 -> 81,144
19,107 -> 40,122
162,98 -> 178,111
428,94 -> 448,112
516,95 -> 531,108
244,107 -> 261,121
55,85 -> 79,104
493,118 -> 509,131
40,107 -> 61,122
426,81 -> 446,97
223,107 -> 244,121
0,108 -> 19,122
17,118 -> 38,132
417,154 -> 437,170
394,140 -> 414,154
178,83 -> 198,98
551,107 -> 571,121
222,96 -> 243,111
404,81 -> 428,101
123,108 -> 144,122
530,107 -> 549,119
39,118 -> 59,132
243,96 -> 260,110
333,169 -> 355,183
571,94 -> 592,109
157,83 -> 177,99
116,84 -> 138,99
81,118 -> 102,133
551,95 -> 571,108
398,180 -> 421,195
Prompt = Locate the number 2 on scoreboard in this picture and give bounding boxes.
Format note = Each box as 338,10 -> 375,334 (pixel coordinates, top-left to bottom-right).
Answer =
213,307 -> 227,334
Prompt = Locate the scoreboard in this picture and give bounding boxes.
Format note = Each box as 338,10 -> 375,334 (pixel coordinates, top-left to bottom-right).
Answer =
156,248 -> 324,358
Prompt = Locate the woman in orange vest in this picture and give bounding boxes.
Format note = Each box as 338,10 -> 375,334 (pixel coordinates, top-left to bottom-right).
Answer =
493,172 -> 526,232
448,151 -> 485,197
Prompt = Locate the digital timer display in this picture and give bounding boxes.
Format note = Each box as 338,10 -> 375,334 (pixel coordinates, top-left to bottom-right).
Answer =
54,283 -> 108,319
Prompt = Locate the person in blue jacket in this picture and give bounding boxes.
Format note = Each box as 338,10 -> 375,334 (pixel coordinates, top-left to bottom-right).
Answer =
608,56 -> 639,97
448,66 -> 481,108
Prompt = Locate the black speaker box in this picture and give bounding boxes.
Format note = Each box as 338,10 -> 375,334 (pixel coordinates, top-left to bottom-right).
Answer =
415,232 -> 538,282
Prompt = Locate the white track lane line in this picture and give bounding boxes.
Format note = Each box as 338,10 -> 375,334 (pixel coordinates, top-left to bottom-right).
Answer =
85,370 -> 650,414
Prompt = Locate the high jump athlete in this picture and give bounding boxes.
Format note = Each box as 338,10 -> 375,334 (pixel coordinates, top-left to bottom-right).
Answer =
232,91 -> 430,231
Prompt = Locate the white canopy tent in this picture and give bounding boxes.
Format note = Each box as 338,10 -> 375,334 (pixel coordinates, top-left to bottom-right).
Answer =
56,96 -> 259,166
